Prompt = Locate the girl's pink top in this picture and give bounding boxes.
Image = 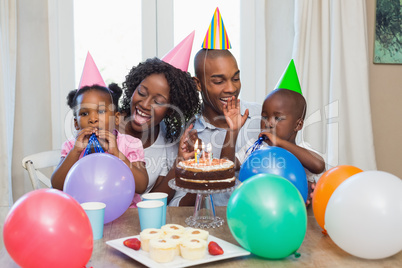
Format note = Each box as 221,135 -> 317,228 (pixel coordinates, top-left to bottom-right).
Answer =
61,130 -> 144,207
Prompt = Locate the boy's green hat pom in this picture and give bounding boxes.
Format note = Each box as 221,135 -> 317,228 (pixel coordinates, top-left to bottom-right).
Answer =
274,59 -> 302,95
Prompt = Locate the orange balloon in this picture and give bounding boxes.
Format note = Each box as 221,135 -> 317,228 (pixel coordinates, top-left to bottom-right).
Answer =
312,165 -> 363,232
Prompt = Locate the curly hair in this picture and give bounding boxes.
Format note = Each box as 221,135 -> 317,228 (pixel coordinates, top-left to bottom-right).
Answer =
121,58 -> 201,142
67,83 -> 122,116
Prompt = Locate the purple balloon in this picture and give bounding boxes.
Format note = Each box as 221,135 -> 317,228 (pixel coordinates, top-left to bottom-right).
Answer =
64,153 -> 135,223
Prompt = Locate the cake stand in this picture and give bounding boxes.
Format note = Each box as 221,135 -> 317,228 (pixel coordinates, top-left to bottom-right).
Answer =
168,179 -> 239,229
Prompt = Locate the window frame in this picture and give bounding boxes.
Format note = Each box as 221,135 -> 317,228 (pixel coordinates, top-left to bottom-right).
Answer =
47,0 -> 264,149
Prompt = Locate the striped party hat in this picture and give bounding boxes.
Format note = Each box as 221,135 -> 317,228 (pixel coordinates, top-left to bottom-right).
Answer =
201,7 -> 232,49
78,52 -> 106,89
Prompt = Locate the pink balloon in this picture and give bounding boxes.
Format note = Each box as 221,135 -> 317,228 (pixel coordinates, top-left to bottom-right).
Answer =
3,189 -> 93,268
64,153 -> 135,223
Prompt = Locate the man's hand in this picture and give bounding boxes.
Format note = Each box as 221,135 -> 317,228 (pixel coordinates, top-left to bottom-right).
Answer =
223,96 -> 249,132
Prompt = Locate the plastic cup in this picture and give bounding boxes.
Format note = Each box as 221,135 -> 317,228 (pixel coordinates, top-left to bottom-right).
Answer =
142,192 -> 168,225
81,202 -> 106,240
137,200 -> 164,231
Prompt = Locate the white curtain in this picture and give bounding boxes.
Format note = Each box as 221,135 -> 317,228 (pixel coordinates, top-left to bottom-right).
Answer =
291,0 -> 376,170
0,0 -> 17,207
262,0 -> 377,171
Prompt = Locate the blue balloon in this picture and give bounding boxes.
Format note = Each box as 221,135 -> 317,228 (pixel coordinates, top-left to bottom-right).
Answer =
239,146 -> 308,202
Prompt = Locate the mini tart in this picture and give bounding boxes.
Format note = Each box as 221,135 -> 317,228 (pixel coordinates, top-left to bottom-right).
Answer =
164,233 -> 184,256
149,238 -> 177,263
161,224 -> 185,235
184,228 -> 209,241
139,228 -> 164,252
180,238 -> 207,260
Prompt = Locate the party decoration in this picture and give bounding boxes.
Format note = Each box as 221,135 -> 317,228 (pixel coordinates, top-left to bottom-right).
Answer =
227,174 -> 307,259
64,153 -> 135,223
3,189 -> 93,268
325,171 -> 402,259
202,7 -> 232,49
312,165 -> 362,232
239,146 -> 308,202
83,133 -> 105,156
245,136 -> 266,156
78,51 -> 106,89
162,31 -> 195,72
274,59 -> 302,95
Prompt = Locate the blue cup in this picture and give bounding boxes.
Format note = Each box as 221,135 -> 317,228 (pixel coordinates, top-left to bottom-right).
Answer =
137,200 -> 164,231
81,202 -> 106,240
141,192 -> 168,225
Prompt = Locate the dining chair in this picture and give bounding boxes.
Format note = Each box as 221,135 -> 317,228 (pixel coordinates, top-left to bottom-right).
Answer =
21,149 -> 61,190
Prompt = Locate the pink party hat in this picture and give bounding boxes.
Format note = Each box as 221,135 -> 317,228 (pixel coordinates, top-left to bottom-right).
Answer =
78,52 -> 106,89
202,7 -> 232,49
162,31 -> 195,72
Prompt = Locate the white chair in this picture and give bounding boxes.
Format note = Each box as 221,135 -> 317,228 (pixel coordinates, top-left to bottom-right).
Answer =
21,149 -> 62,189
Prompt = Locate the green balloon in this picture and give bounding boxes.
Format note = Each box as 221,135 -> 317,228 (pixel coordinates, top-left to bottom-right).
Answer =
227,173 -> 307,259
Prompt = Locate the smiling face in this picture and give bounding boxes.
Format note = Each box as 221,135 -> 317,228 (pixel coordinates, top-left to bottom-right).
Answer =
129,73 -> 170,133
260,89 -> 305,142
194,50 -> 240,121
74,89 -> 116,131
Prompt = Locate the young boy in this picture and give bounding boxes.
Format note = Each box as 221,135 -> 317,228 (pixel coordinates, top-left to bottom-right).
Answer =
237,88 -> 325,183
235,60 -> 326,205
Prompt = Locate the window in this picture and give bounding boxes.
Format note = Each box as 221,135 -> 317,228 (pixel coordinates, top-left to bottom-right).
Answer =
74,0 -> 240,83
173,0 -> 240,76
73,0 -> 142,86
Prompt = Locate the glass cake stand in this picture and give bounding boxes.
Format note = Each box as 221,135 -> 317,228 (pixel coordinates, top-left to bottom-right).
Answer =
168,179 -> 239,229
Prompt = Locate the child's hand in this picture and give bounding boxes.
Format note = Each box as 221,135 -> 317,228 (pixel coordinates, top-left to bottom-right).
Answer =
97,130 -> 119,157
179,124 -> 200,160
306,181 -> 316,207
223,96 -> 249,132
259,131 -> 284,147
73,127 -> 96,152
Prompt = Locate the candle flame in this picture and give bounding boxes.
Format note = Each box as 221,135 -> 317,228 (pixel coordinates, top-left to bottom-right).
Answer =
194,139 -> 199,150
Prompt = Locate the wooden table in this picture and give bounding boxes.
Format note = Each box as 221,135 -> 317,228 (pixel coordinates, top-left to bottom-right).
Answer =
1,207 -> 402,267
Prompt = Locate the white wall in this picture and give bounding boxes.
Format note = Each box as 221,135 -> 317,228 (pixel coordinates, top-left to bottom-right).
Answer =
366,0 -> 402,178
12,0 -> 53,199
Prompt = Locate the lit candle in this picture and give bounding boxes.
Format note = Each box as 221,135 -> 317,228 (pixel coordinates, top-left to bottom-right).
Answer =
202,142 -> 205,160
197,149 -> 200,164
207,143 -> 212,164
194,139 -> 199,163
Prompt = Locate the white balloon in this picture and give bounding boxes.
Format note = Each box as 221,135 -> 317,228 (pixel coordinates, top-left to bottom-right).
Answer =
325,170 -> 402,259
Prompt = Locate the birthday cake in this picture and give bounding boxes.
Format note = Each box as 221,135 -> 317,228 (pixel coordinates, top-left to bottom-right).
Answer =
175,158 -> 235,190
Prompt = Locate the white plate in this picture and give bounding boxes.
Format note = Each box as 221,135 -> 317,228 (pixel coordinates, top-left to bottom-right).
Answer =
106,234 -> 250,268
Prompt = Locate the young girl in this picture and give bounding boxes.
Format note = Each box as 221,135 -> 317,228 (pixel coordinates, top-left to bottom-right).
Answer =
51,84 -> 149,205
119,58 -> 201,201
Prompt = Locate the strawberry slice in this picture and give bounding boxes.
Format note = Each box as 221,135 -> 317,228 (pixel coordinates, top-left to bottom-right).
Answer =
123,238 -> 141,250
208,241 -> 224,255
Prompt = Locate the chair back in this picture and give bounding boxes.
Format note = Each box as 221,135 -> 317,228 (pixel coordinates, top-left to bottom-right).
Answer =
22,149 -> 62,189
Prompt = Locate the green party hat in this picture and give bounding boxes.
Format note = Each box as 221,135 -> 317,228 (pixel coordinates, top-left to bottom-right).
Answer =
274,59 -> 302,95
